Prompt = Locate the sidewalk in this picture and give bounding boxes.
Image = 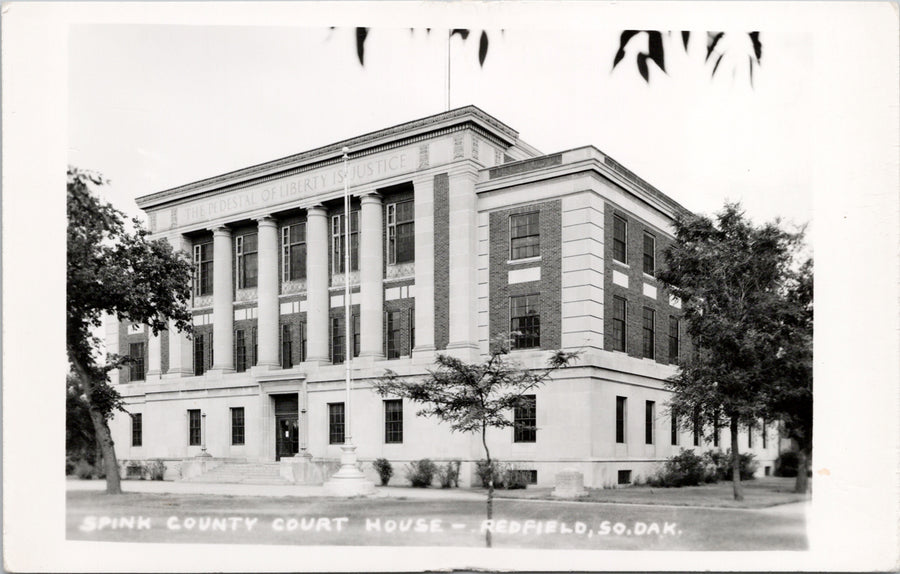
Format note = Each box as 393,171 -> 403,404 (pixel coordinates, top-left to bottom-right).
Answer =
65,478 -> 485,500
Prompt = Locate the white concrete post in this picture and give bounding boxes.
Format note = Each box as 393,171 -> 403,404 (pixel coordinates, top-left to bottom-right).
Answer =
359,192 -> 384,359
255,216 -> 280,368
305,205 -> 330,363
211,226 -> 234,372
165,234 -> 194,377
146,330 -> 162,379
412,174 -> 435,356
446,166 -> 479,357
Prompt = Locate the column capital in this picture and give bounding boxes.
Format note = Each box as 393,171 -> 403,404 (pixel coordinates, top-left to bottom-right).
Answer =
254,215 -> 277,228
209,225 -> 232,237
360,192 -> 382,205
306,204 -> 328,218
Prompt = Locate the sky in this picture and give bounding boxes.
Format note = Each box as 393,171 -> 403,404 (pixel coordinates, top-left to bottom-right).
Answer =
68,19 -> 814,238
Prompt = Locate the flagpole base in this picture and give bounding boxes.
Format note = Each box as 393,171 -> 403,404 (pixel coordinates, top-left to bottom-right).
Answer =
324,444 -> 375,497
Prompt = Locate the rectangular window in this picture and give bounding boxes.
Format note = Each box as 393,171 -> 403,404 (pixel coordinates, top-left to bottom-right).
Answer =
668,316 -> 680,363
331,212 -> 359,274
194,334 -> 205,376
645,400 -> 655,444
353,314 -> 360,358
328,403 -> 345,444
188,409 -> 201,446
236,233 -> 259,289
510,212 -> 540,260
616,396 -> 627,444
762,420 -> 768,448
386,310 -> 402,359
643,232 -> 655,276
299,322 -> 307,363
331,317 -> 344,364
748,424 -> 754,448
281,324 -> 293,369
642,307 -> 655,359
131,413 -> 142,447
613,215 -> 627,264
251,327 -> 257,367
409,308 -> 415,354
618,470 -> 632,485
693,410 -> 701,446
612,296 -> 627,352
231,407 -> 245,445
671,413 -> 679,445
387,201 -> 415,264
234,329 -> 247,372
514,395 -> 537,443
510,294 -> 541,349
384,399 -> 403,443
193,242 -> 213,296
129,342 -> 145,382
282,223 -> 307,281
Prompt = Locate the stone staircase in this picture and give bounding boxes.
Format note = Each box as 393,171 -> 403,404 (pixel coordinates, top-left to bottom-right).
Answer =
183,462 -> 291,485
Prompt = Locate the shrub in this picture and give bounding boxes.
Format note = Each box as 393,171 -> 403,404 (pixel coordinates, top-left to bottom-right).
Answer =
775,451 -> 799,477
373,458 -> 394,486
148,459 -> 167,481
702,449 -> 759,481
475,459 -> 504,488
73,459 -> 95,480
501,464 -> 530,490
437,460 -> 461,488
126,461 -> 145,480
405,458 -> 437,487
648,449 -> 706,487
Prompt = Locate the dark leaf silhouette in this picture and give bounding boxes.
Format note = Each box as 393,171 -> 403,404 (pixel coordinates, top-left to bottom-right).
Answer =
478,31 -> 489,67
613,30 -> 640,68
637,54 -> 649,81
450,28 -> 470,40
647,31 -> 665,72
681,31 -> 690,50
749,31 -> 762,63
613,30 -> 666,81
706,31 -> 724,61
355,27 -> 369,65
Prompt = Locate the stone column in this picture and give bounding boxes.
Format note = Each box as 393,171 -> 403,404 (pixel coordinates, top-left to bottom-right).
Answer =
255,216 -> 280,368
305,205 -> 330,363
211,225 -> 234,372
446,166 -> 480,358
412,174 -> 435,357
359,192 -> 384,360
166,235 -> 194,377
146,330 -> 162,380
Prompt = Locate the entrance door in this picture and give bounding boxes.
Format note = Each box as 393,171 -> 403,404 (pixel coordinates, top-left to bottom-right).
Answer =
275,415 -> 299,461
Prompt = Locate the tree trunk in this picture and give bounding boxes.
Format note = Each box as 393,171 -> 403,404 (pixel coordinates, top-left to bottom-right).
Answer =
795,445 -> 810,494
481,424 -> 493,549
730,416 -> 744,501
70,354 -> 122,494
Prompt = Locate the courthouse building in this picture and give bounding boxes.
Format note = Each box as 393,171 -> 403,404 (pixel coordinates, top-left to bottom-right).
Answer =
106,106 -> 779,487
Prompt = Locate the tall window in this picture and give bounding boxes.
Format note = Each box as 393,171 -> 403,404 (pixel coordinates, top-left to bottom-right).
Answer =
193,242 -> 213,296
409,308 -> 415,354
643,232 -> 655,276
645,400 -> 655,444
194,334 -> 205,376
331,317 -> 344,364
613,215 -> 627,264
693,409 -> 701,446
748,424 -> 754,448
235,329 -> 247,372
281,324 -> 293,369
713,411 -> 720,447
510,212 -> 540,260
612,296 -> 626,352
616,396 -> 627,443
331,212 -> 359,274
328,403 -> 345,444
251,327 -> 257,367
671,413 -> 679,445
386,310 -> 402,359
762,420 -> 767,448
129,342 -> 145,381
510,294 -> 540,349
131,413 -> 142,447
282,223 -> 307,281
352,314 -> 360,358
387,201 -> 415,264
299,322 -> 307,363
642,307 -> 655,359
188,409 -> 201,446
514,395 -> 537,443
668,316 -> 680,363
236,234 -> 258,289
384,399 -> 403,443
231,407 -> 245,445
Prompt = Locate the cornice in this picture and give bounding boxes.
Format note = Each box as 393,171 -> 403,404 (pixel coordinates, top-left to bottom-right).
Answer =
137,106 -> 518,210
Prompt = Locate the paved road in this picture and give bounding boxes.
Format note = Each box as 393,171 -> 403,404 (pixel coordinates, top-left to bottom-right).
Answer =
67,484 -> 808,551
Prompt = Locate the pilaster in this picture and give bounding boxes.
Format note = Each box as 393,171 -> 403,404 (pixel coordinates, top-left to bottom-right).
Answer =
412,174 -> 436,358
305,205 -> 330,363
445,165 -> 480,360
146,330 -> 162,380
359,192 -> 384,360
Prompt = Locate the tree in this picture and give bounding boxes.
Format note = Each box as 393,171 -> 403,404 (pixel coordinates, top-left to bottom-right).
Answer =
657,203 -> 808,501
372,343 -> 578,547
67,167 -> 193,494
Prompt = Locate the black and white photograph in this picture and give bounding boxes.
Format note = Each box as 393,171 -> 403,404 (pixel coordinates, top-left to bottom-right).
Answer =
3,1 -> 899,571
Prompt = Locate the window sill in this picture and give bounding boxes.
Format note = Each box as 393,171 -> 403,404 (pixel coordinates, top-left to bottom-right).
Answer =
507,256 -> 541,266
613,259 -> 629,270
643,273 -> 657,282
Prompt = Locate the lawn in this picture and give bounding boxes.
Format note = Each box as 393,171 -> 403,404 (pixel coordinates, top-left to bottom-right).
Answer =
67,488 -> 807,550
491,476 -> 809,509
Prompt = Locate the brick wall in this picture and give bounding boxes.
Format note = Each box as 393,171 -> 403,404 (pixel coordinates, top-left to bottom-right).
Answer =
433,173 -> 450,350
279,312 -> 308,366
488,200 -> 562,352
232,318 -> 258,370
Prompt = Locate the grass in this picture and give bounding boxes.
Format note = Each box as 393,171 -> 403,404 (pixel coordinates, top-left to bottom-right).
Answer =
490,476 -> 809,509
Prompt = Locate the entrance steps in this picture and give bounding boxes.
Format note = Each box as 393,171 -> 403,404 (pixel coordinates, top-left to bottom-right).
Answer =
182,462 -> 291,485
